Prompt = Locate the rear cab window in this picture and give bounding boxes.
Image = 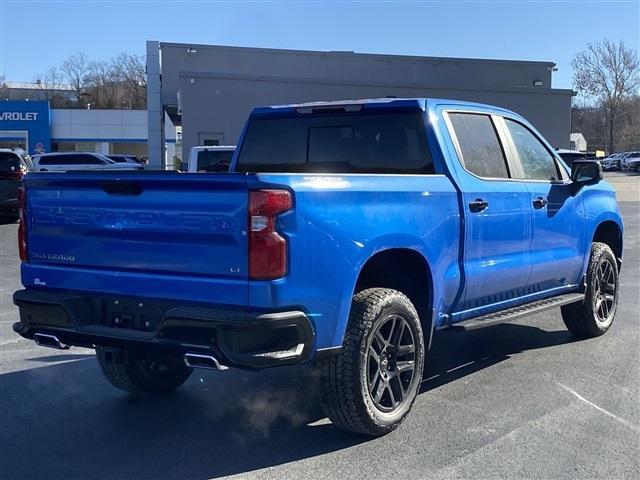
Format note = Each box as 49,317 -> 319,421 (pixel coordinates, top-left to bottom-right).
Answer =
197,150 -> 234,172
236,111 -> 434,174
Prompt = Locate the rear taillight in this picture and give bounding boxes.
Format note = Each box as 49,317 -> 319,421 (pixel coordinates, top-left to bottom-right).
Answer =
249,189 -> 292,280
18,186 -> 28,261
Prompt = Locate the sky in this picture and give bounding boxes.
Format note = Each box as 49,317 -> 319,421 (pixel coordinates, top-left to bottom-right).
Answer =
0,0 -> 638,90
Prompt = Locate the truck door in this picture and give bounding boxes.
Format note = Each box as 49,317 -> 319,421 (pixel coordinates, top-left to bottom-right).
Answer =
500,117 -> 586,291
443,111 -> 532,316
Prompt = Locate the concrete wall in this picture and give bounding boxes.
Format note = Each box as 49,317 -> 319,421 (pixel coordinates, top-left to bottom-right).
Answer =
156,43 -> 573,154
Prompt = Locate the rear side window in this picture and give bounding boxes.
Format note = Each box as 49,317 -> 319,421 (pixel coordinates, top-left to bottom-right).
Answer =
236,112 -> 433,174
77,154 -> 106,165
197,150 -> 234,172
37,156 -> 57,165
38,155 -> 78,165
448,113 -> 509,179
37,154 -> 105,166
505,119 -> 560,181
0,152 -> 21,171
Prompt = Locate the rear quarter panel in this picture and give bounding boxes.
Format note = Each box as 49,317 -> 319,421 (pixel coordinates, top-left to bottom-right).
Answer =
246,173 -> 461,349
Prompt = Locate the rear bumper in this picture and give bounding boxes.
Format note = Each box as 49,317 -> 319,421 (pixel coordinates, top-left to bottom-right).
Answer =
13,288 -> 315,369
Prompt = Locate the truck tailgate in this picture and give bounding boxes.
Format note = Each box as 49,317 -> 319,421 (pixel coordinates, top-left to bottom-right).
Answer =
24,173 -> 248,280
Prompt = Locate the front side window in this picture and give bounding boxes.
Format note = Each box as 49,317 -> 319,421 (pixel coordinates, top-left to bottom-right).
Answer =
448,112 -> 509,179
37,156 -> 56,165
505,119 -> 559,181
79,155 -> 106,165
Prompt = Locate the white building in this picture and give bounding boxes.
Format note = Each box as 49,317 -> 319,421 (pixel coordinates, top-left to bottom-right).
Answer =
570,133 -> 587,152
51,108 -> 178,162
0,100 -> 179,165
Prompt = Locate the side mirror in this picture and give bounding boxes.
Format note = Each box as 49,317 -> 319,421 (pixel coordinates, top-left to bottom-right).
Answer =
571,160 -> 602,187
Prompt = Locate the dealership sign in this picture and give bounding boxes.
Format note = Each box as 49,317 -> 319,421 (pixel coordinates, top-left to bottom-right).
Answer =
0,101 -> 51,154
0,111 -> 40,121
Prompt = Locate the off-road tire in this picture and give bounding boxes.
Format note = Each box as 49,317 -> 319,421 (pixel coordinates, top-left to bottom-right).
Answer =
318,288 -> 425,436
561,242 -> 619,337
96,347 -> 192,395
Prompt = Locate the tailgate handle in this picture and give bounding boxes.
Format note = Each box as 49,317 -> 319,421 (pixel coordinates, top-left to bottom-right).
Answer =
101,182 -> 143,195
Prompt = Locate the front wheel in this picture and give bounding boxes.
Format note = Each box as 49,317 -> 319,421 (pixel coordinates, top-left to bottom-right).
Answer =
96,347 -> 192,395
318,288 -> 425,436
562,242 -> 619,337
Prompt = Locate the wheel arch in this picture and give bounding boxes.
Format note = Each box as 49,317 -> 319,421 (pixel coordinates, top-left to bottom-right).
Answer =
592,220 -> 623,270
353,248 -> 435,347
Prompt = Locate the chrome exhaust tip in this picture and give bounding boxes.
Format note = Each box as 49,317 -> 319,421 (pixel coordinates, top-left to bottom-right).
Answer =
34,333 -> 69,350
183,353 -> 228,371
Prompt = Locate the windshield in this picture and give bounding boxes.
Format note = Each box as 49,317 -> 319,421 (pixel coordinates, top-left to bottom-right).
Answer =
236,112 -> 433,174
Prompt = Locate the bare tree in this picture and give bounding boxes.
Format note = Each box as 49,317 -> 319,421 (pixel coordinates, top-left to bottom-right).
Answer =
34,51 -> 147,110
61,52 -> 91,104
112,53 -> 146,108
572,39 -> 640,153
86,59 -> 119,109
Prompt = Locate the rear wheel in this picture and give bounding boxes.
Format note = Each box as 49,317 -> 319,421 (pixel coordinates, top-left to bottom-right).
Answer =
318,288 -> 425,436
562,242 -> 619,337
96,347 -> 192,395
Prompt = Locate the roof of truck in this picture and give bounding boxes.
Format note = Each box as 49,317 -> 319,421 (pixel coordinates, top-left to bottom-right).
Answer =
252,97 -> 518,117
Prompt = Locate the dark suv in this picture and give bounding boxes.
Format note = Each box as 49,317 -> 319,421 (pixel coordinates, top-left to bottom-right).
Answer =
0,150 -> 29,222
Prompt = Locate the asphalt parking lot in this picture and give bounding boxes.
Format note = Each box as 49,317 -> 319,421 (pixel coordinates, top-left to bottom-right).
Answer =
0,172 -> 638,479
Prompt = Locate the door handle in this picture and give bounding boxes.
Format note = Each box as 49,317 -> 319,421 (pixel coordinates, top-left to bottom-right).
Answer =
532,197 -> 548,209
469,199 -> 488,213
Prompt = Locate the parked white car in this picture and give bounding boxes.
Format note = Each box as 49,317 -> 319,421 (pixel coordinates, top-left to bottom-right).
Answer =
32,152 -> 144,172
186,146 -> 235,173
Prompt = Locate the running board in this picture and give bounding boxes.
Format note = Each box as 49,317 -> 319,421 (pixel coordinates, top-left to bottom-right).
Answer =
457,293 -> 585,330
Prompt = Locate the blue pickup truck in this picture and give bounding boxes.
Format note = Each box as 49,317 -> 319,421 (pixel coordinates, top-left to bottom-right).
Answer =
13,98 -> 623,436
